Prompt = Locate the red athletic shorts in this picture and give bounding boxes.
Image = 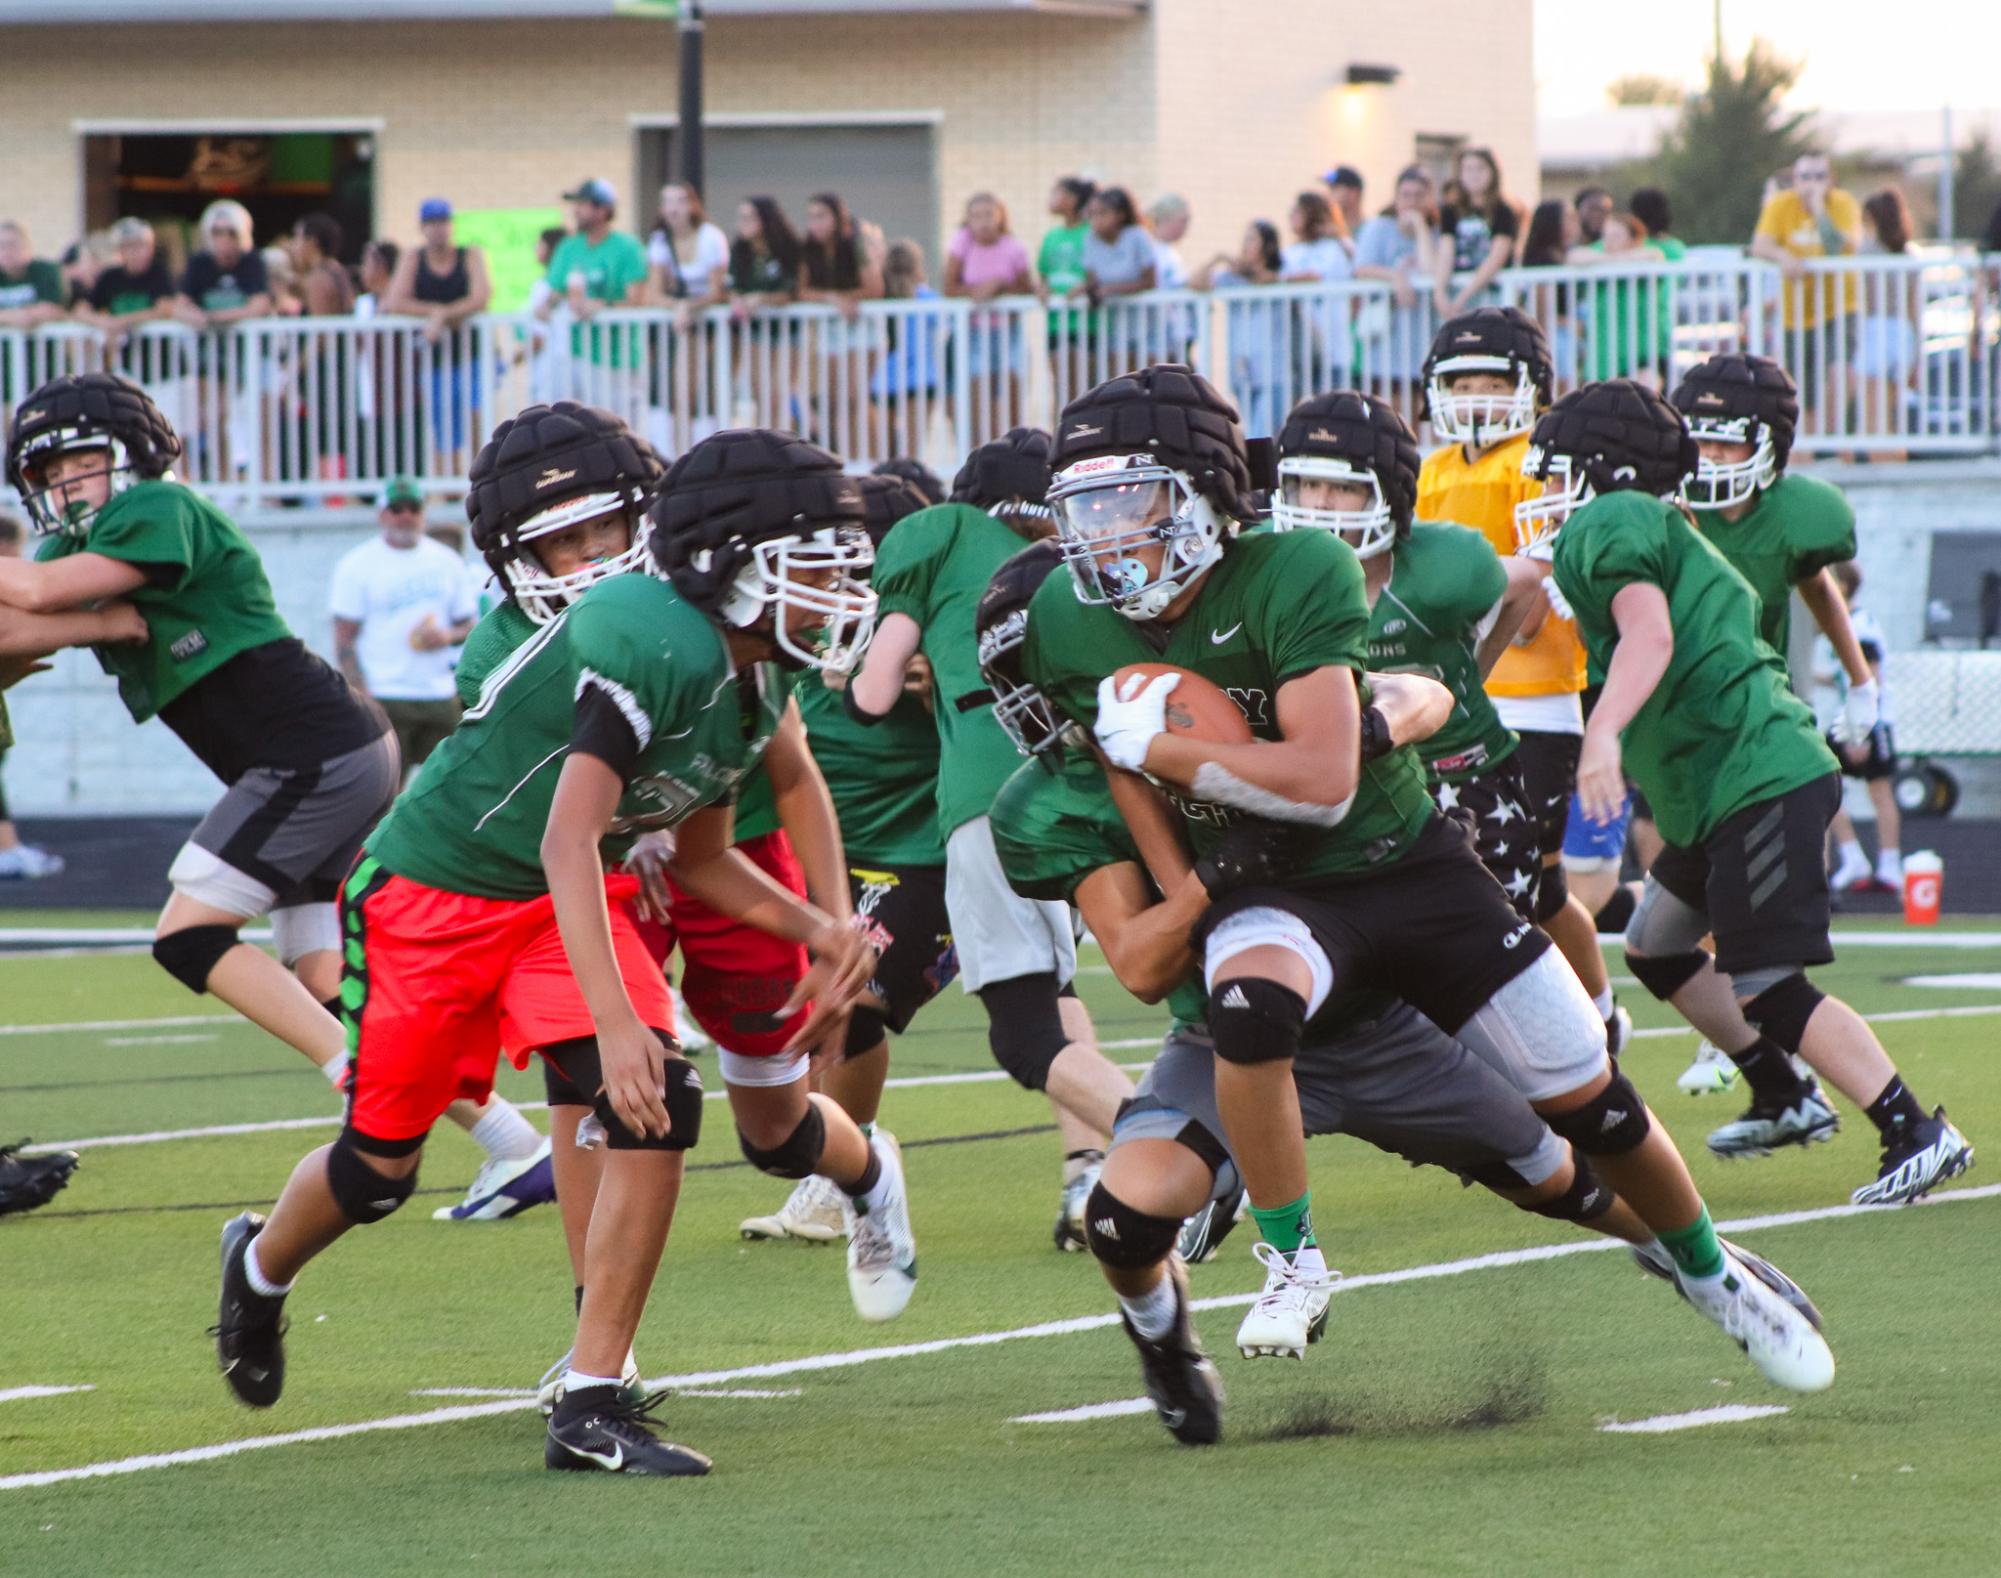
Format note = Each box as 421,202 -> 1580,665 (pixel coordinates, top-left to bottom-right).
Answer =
634,830 -> 812,1059
340,861 -> 673,1144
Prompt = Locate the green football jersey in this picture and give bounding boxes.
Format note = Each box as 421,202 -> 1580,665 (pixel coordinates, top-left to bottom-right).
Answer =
796,675 -> 944,866
455,600 -> 537,705
1552,492 -> 1837,847
1365,521 -> 1516,783
368,573 -> 785,899
1691,473 -> 1855,667
991,751 -> 1208,1030
1023,529 -> 1436,878
727,671 -> 793,845
35,480 -> 291,721
870,502 -> 1040,840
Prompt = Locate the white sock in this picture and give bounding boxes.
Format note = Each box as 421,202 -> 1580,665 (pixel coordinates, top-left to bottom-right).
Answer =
244,1239 -> 294,1299
1877,848 -> 1903,875
1119,1276 -> 1179,1341
1290,1243 -> 1329,1278
1592,986 -> 1615,1018
562,1369 -> 623,1392
469,1100 -> 543,1161
322,1053 -> 351,1088
1837,839 -> 1866,867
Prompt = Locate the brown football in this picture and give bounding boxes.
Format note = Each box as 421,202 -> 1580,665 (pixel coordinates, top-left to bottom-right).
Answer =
1109,662 -> 1253,744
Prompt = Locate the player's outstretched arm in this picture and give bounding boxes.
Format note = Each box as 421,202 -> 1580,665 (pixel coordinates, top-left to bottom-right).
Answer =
1576,582 -> 1673,826
0,552 -> 146,614
762,698 -> 853,924
542,751 -> 676,1139
1120,665 -> 1362,826
0,600 -> 146,658
845,611 -> 922,721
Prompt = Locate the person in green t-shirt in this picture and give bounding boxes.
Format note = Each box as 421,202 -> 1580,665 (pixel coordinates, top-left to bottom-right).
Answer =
1272,391 -> 1547,915
740,472 -> 961,1245
1534,377 -> 1971,1214
1037,363 -> 1833,1389
845,427 -> 1132,1251
534,178 -> 651,389
1038,176 -> 1095,394
0,220 -> 66,330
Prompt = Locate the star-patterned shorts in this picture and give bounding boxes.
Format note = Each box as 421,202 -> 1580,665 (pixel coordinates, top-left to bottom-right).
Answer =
1432,755 -> 1541,922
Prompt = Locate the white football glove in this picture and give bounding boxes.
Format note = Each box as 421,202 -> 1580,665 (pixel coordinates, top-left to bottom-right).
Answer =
1840,676 -> 1881,743
1094,671 -> 1180,772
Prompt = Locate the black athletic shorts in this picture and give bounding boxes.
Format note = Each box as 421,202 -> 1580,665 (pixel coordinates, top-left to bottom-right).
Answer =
1510,730 -> 1581,862
1434,753 -> 1540,922
1197,812 -> 1552,1036
1647,773 -> 1840,977
849,861 -> 958,1035
1826,723 -> 1897,782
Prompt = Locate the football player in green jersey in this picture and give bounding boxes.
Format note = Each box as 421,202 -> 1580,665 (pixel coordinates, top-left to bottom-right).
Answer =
1530,379 -> 1972,1210
845,428 -> 1134,1250
2,374 -> 553,1210
982,541 -> 1819,1428
740,471 -> 961,1244
1271,391 -> 1547,916
1030,364 -> 1832,1389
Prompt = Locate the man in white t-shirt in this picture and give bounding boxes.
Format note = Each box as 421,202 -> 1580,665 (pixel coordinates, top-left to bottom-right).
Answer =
330,477 -> 479,774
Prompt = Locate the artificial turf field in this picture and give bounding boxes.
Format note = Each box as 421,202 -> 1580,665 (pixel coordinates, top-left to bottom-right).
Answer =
2,912 -> 1997,1578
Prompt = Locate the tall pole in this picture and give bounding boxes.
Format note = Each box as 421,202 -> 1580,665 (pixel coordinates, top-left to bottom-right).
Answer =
678,0 -> 705,195
1938,104 -> 1955,241
1712,0 -> 1723,66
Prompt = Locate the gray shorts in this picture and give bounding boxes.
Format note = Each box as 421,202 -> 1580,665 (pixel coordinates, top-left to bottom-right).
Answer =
944,815 -> 1077,992
168,731 -> 400,920
1112,1002 -> 1567,1202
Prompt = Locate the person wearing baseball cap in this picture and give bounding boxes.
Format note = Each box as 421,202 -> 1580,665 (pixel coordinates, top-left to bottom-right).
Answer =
537,178 -> 649,396
382,196 -> 493,470
1322,165 -> 1365,233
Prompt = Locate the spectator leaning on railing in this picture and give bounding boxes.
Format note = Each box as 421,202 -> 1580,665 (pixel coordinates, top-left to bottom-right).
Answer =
1351,164 -> 1442,392
330,476 -> 478,777
1191,218 -> 1283,434
173,200 -> 275,333
0,220 -> 66,332
1751,152 -> 1862,426
1855,186 -> 1919,450
1078,185 -> 1157,364
648,181 -> 731,324
79,218 -> 176,345
1574,184 -> 1612,247
1323,165 -> 1365,236
727,195 -> 800,316
1518,199 -> 1581,374
1039,175 -> 1095,389
1280,189 -> 1355,389
944,190 -> 1033,429
1435,147 -> 1520,317
59,238 -> 106,312
384,199 -> 492,346
536,177 -> 649,409
1567,208 -> 1670,387
290,213 -> 353,317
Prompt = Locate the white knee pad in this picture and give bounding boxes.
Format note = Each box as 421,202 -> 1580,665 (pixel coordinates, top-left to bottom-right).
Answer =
1623,877 -> 1709,958
1202,906 -> 1335,1017
1456,948 -> 1610,1103
718,1048 -> 809,1089
166,842 -> 277,921
269,903 -> 341,969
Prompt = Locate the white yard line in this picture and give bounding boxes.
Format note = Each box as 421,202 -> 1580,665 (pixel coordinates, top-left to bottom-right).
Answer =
1600,1404 -> 1790,1434
0,1014 -> 239,1039
0,1385 -> 95,1405
407,1385 -> 800,1401
1012,1398 -> 1154,1424
3,1181 -> 1994,1493
102,1034 -> 217,1048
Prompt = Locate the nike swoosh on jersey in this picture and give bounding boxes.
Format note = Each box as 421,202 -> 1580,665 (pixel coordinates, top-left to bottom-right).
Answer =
1210,623 -> 1243,645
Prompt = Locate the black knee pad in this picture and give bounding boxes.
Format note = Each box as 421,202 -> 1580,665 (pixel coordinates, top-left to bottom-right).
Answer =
326,1129 -> 420,1224
843,1004 -> 889,1062
595,1053 -> 705,1152
738,1100 -> 826,1180
1524,1149 -> 1616,1224
1544,1070 -> 1652,1157
1209,978 -> 1306,1067
1082,1181 -> 1183,1270
1742,973 -> 1826,1056
1595,884 -> 1637,933
1626,948 -> 1708,1001
978,972 -> 1067,1091
1533,861 -> 1567,924
152,924 -> 242,994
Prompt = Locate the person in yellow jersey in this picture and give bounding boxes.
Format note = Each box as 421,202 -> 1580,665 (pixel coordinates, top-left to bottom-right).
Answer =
1416,307 -> 1628,1054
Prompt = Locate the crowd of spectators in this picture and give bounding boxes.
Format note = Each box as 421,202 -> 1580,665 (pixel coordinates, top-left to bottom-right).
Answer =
3,150 -> 1991,477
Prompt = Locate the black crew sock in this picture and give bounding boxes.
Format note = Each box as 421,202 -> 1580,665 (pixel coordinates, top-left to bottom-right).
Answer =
1727,1036 -> 1812,1104
847,1147 -> 883,1207
1864,1076 -> 1927,1139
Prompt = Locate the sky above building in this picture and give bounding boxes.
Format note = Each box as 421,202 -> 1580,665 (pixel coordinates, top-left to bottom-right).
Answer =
1535,0 -> 2001,117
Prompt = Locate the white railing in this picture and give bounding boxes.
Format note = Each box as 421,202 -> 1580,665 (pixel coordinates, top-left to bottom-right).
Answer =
4,251 -> 1996,520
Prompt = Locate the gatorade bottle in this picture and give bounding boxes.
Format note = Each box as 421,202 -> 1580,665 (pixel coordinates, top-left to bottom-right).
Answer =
1903,850 -> 1943,926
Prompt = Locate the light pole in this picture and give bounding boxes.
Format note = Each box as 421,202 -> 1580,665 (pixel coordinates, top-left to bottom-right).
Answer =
678,0 -> 705,194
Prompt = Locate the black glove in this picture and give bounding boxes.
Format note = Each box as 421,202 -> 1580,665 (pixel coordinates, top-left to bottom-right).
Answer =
1358,703 -> 1393,762
1194,816 -> 1294,897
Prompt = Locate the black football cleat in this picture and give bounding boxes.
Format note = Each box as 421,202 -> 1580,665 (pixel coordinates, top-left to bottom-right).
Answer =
0,1138 -> 80,1217
1852,1108 -> 1973,1206
1175,1181 -> 1245,1266
212,1212 -> 288,1408
1121,1259 -> 1224,1446
546,1383 -> 713,1477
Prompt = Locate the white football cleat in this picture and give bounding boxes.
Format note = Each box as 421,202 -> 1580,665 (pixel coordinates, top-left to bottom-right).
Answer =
1235,1241 -> 1339,1360
1681,1251 -> 1835,1393
740,1173 -> 847,1243
847,1132 -> 917,1323
432,1137 -> 556,1221
536,1346 -> 644,1417
1677,1040 -> 1741,1097
1707,1085 -> 1840,1158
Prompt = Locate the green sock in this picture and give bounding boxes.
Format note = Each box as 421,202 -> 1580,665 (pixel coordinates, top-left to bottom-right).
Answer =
1250,1193 -> 1317,1255
859,1121 -> 876,1141
1656,1207 -> 1726,1281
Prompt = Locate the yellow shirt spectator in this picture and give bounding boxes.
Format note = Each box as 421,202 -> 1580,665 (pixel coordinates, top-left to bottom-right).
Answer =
1754,181 -> 1862,329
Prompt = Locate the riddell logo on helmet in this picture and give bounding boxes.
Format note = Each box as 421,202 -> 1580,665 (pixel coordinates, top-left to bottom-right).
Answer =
1307,428 -> 1340,443
535,466 -> 578,490
1453,331 -> 1484,344
1695,393 -> 1726,407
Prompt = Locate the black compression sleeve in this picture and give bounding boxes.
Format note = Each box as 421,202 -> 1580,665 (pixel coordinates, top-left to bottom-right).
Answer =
570,681 -> 642,780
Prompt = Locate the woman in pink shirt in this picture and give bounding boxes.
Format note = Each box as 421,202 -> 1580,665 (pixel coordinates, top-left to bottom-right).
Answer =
943,191 -> 1034,435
